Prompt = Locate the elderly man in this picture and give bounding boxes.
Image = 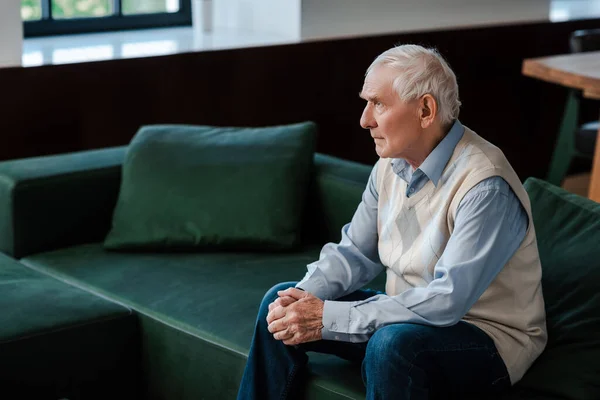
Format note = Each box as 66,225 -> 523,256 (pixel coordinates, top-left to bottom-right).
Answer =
237,44 -> 547,399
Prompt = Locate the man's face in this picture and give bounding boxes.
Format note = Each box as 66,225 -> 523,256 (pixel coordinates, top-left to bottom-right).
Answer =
359,66 -> 422,159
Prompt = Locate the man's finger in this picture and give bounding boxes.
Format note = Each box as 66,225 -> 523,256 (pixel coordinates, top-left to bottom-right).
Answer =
277,288 -> 307,301
268,299 -> 280,312
266,305 -> 286,325
268,318 -> 287,334
283,333 -> 300,346
269,295 -> 297,312
278,296 -> 296,308
274,328 -> 293,342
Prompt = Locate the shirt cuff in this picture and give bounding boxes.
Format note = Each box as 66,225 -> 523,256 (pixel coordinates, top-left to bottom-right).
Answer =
321,300 -> 373,343
321,300 -> 353,341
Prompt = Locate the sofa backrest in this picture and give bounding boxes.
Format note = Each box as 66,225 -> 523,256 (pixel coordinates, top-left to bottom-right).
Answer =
0,146 -> 372,258
302,154 -> 372,246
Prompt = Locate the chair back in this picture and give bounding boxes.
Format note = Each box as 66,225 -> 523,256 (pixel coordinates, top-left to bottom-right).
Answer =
570,29 -> 600,53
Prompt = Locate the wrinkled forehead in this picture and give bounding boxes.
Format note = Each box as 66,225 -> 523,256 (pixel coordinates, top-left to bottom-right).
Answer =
361,65 -> 398,98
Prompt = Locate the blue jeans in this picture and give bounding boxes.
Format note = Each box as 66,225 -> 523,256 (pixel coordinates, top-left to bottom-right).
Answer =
237,282 -> 511,400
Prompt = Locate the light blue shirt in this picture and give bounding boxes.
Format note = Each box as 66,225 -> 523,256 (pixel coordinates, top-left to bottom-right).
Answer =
296,120 -> 529,342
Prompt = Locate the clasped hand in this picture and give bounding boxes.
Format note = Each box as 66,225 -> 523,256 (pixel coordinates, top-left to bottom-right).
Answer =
266,288 -> 324,346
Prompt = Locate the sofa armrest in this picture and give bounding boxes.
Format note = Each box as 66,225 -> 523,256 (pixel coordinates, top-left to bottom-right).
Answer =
0,147 -> 126,258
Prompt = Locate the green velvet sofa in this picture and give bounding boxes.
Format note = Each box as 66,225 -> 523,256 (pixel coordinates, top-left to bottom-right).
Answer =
1,146 -> 599,400
0,251 -> 140,399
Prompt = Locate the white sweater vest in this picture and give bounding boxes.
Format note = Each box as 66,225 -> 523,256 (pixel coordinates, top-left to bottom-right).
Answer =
375,127 -> 547,384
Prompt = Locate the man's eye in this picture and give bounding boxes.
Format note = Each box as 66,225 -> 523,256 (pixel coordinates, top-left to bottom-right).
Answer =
375,102 -> 383,108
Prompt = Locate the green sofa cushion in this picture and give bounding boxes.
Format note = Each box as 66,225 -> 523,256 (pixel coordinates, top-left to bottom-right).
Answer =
104,122 -> 317,251
22,244 -> 386,400
0,252 -> 140,399
516,178 -> 600,400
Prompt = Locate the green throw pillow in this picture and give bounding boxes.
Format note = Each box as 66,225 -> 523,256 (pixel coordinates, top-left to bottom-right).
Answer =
515,178 -> 600,400
104,122 -> 317,251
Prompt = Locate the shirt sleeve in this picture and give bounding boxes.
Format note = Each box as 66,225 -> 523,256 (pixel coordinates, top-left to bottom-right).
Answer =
295,162 -> 384,301
321,176 -> 529,342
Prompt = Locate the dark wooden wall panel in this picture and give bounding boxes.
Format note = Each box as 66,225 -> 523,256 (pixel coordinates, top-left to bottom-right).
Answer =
2,17 -> 600,180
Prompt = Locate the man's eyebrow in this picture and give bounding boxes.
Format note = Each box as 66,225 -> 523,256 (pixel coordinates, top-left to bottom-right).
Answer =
358,92 -> 377,101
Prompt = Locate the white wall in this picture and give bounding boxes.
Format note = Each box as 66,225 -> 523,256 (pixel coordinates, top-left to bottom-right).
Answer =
301,0 -> 551,40
213,0 -> 301,38
211,0 -> 551,42
0,2 -> 23,68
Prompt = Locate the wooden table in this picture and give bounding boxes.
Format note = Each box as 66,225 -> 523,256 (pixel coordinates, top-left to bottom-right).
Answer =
522,50 -> 600,202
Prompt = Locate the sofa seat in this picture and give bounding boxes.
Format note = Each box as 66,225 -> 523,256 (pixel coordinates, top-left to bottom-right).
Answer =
0,252 -> 140,399
22,243 -> 387,400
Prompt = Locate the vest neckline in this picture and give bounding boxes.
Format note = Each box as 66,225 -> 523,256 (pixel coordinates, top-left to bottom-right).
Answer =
405,179 -> 434,209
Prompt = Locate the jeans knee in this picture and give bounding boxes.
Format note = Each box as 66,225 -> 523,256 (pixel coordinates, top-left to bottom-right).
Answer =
364,324 -> 431,372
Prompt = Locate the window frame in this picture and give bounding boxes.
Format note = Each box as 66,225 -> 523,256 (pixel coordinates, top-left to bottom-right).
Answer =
23,0 -> 192,38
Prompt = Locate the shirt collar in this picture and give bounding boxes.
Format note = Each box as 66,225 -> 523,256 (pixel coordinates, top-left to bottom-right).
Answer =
391,120 -> 464,186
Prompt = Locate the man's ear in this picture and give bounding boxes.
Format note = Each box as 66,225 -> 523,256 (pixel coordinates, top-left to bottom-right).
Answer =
419,94 -> 437,128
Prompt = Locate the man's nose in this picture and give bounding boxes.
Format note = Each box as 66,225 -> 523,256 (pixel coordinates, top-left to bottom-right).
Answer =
360,106 -> 377,129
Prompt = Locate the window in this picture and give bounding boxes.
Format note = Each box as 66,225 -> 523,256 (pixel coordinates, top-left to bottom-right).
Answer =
22,0 -> 191,37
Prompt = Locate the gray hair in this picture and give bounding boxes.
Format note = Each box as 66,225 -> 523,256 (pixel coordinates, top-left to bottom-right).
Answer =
366,44 -> 461,126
